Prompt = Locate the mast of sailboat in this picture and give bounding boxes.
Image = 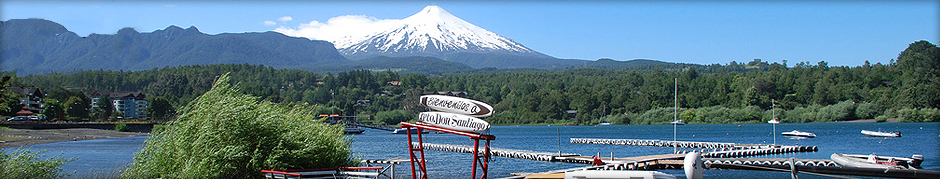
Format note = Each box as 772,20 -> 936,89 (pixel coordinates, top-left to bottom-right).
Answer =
674,78 -> 678,153
771,99 -> 778,146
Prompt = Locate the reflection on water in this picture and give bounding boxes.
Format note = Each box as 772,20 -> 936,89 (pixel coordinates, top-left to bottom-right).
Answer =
4,122 -> 938,178
4,136 -> 147,178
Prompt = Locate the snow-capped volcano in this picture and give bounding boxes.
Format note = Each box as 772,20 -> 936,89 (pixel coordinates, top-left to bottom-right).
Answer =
339,5 -> 550,59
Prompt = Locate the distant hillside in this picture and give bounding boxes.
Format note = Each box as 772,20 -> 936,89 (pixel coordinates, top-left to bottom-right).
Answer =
583,58 -> 702,70
1,18 -> 699,76
317,56 -> 474,75
1,18 -> 349,75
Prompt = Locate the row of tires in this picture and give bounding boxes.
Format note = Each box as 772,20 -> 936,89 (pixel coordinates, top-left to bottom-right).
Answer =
704,159 -> 839,167
413,143 -> 562,162
695,146 -> 818,158
570,138 -> 737,149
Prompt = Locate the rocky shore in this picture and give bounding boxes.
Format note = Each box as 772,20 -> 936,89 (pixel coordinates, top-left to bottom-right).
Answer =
0,128 -> 148,148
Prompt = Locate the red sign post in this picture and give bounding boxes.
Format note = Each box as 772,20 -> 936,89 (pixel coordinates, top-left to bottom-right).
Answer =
401,122 -> 496,179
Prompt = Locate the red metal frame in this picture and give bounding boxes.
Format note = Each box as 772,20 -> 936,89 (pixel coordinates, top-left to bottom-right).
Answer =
401,122 -> 495,179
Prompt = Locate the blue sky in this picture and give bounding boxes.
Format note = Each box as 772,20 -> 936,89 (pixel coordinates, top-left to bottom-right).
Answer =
2,1 -> 937,67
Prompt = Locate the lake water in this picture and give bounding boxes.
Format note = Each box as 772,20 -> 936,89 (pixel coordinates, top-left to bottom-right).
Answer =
7,122 -> 939,178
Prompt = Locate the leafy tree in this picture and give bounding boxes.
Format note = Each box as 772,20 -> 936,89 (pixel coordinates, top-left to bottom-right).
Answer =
65,96 -> 88,121
0,76 -> 14,112
93,95 -> 113,120
146,96 -> 175,121
41,99 -> 65,121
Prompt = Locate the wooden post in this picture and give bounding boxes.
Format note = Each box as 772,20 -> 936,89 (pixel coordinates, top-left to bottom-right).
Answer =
789,158 -> 798,179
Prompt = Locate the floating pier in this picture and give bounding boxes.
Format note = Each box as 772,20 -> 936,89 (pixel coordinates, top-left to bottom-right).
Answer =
417,139 -> 937,179
570,138 -> 739,149
414,143 -> 579,162
572,138 -> 818,157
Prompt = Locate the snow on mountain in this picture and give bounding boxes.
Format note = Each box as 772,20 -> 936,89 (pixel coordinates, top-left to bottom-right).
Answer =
338,5 -> 548,59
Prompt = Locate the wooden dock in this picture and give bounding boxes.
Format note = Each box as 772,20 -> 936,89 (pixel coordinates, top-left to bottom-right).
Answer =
414,140 -> 938,179
572,138 -> 818,157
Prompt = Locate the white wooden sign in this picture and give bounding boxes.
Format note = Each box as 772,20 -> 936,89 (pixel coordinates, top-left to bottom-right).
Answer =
418,112 -> 491,132
420,95 -> 494,117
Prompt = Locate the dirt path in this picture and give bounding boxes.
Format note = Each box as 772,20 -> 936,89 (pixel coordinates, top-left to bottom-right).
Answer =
0,128 -> 148,148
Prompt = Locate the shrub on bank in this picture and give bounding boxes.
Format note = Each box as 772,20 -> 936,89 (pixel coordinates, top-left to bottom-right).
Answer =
0,148 -> 74,178
113,122 -> 128,132
122,73 -> 355,178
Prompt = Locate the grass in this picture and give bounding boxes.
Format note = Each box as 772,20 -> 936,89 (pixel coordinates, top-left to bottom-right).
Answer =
0,148 -> 75,178
122,73 -> 355,179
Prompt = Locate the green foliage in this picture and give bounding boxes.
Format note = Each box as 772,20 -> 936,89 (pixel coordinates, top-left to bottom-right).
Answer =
114,122 -> 128,132
93,95 -> 113,120
855,102 -> 883,119
815,100 -> 856,122
0,148 -> 74,179
65,96 -> 89,120
0,76 -> 14,113
894,108 -> 940,122
146,96 -> 175,121
374,109 -> 413,125
8,41 -> 939,124
122,73 -> 355,179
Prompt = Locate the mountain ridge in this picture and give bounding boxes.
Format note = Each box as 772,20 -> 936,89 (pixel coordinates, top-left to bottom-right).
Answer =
1,18 -> 694,76
1,18 -> 349,75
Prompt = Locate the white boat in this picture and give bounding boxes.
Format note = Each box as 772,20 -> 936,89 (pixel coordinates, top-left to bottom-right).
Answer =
831,153 -> 923,169
861,130 -> 901,137
392,128 -> 427,134
344,126 -> 365,134
781,130 -> 816,138
670,120 -> 685,125
598,122 -> 611,126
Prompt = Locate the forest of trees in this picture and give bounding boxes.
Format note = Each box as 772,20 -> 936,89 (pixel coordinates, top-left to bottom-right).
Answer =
2,40 -> 937,125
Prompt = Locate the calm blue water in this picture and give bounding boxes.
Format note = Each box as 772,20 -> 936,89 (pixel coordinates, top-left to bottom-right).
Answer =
6,122 -> 939,178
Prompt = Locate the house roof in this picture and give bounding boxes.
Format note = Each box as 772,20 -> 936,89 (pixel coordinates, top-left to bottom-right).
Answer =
90,90 -> 146,99
6,87 -> 44,98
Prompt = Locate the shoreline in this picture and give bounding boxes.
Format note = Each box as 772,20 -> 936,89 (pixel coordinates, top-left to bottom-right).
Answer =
0,128 -> 148,149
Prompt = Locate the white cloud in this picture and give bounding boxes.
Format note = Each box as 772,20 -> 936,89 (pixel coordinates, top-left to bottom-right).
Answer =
264,21 -> 277,26
278,16 -> 293,22
274,15 -> 402,48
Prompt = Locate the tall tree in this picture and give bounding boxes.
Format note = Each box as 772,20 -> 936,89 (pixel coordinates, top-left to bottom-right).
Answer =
895,40 -> 940,108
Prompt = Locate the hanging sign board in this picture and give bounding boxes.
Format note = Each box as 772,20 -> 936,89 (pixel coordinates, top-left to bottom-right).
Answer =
420,95 -> 494,117
418,112 -> 491,132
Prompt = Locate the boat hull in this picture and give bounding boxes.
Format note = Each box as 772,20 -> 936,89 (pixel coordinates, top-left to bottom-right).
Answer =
781,130 -> 816,138
861,130 -> 901,137
831,153 -> 912,169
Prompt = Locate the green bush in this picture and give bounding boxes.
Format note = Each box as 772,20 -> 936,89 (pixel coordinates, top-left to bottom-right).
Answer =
0,148 -> 74,178
896,107 -> 940,122
122,73 -> 355,178
855,102 -> 883,119
874,115 -> 888,122
113,122 -> 128,132
374,109 -> 413,125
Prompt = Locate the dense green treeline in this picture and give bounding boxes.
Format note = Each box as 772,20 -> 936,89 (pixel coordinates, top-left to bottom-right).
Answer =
3,41 -> 937,124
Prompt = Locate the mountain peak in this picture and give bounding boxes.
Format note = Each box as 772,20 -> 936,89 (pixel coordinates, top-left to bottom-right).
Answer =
340,5 -> 549,60
406,5 -> 454,22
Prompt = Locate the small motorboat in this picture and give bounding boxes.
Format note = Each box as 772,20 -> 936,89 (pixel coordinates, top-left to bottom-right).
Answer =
392,128 -> 427,134
861,130 -> 901,137
670,120 -> 685,125
344,126 -> 365,134
781,130 -> 816,138
830,153 -> 923,169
